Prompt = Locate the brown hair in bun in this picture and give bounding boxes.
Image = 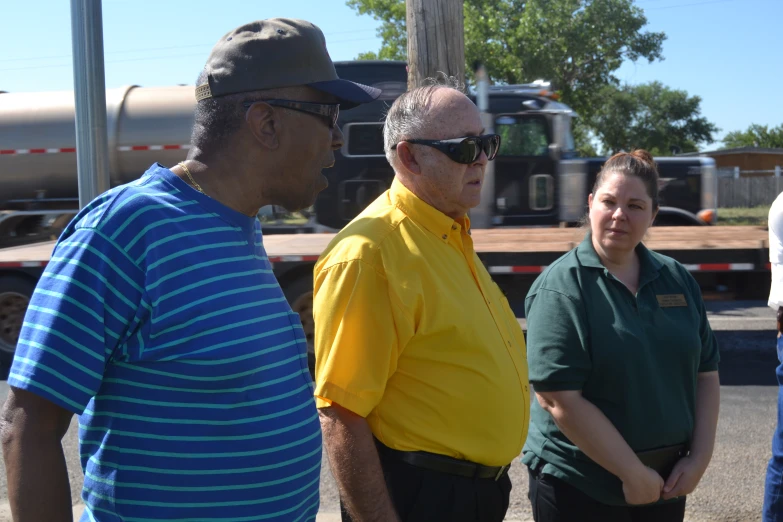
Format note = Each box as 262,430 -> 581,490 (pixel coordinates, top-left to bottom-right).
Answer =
592,149 -> 660,210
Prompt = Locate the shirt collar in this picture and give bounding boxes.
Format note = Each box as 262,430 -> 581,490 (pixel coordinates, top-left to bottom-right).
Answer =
577,231 -> 662,279
390,178 -> 469,242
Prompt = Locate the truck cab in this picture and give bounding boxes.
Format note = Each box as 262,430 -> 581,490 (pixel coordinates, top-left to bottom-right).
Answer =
316,61 -> 588,230
316,60 -> 717,230
480,83 -> 585,227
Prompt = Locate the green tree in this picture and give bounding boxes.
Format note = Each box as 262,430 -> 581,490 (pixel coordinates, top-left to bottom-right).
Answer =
572,120 -> 600,157
590,82 -> 718,155
349,0 -> 407,61
346,0 -> 665,120
722,124 -> 783,149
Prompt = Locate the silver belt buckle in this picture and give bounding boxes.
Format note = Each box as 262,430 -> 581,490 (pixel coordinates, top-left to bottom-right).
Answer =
495,464 -> 509,481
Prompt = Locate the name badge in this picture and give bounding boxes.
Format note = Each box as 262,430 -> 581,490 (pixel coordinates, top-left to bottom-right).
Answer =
657,294 -> 688,307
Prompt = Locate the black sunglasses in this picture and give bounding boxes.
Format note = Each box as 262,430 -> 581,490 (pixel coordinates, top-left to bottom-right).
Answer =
393,134 -> 501,164
242,99 -> 340,129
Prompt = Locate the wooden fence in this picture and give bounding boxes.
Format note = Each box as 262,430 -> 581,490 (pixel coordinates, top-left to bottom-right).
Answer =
719,177 -> 783,208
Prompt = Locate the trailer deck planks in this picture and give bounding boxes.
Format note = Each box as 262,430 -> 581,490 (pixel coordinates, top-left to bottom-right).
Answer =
261,226 -> 770,256
0,226 -> 770,267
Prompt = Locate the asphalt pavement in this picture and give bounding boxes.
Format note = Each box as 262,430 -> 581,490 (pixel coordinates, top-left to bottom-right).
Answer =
0,301 -> 778,521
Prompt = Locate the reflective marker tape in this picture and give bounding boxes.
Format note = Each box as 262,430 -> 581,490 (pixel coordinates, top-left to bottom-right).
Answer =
0,145 -> 190,155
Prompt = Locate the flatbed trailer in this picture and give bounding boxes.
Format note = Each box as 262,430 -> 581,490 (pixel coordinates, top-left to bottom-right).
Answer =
0,226 -> 772,367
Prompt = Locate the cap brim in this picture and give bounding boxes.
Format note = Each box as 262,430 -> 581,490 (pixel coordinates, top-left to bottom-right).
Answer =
308,79 -> 382,110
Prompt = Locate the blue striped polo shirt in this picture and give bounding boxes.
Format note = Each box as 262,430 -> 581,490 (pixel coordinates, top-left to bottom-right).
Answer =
9,164 -> 321,521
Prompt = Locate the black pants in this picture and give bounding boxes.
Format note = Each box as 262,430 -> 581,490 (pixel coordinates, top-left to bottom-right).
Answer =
340,444 -> 512,522
528,467 -> 686,522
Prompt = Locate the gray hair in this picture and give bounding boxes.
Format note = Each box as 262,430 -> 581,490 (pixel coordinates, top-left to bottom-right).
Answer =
190,70 -> 250,155
190,70 -> 298,155
383,74 -> 466,164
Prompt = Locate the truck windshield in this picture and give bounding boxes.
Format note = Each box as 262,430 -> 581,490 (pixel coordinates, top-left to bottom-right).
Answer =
495,116 -> 550,156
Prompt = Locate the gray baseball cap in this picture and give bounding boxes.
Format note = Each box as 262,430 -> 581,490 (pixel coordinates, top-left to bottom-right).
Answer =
195,18 -> 382,109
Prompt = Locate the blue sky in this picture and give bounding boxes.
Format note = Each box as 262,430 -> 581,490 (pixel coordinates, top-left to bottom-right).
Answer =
1,0 -> 780,148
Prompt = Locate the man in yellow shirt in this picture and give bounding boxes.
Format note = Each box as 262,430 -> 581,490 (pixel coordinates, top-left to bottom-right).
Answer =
313,78 -> 530,522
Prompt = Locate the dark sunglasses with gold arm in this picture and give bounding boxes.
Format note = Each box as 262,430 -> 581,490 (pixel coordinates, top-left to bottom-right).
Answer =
242,100 -> 340,129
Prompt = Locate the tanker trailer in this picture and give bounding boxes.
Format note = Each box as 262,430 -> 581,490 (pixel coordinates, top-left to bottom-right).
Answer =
0,85 -> 322,368
0,85 -> 195,248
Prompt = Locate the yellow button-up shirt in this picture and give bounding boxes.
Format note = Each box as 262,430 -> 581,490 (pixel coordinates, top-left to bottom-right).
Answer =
313,178 -> 529,466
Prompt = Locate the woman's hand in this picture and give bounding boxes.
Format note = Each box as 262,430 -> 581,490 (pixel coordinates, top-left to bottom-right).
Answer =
536,390 -> 669,505
661,371 -> 720,500
661,456 -> 708,500
621,465 -> 664,505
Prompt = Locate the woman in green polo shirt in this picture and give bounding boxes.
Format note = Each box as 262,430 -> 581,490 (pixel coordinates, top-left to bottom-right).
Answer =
522,149 -> 720,522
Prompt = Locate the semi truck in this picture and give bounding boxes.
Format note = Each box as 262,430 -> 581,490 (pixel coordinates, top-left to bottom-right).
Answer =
1,60 -> 717,248
317,61 -> 718,231
1,60 -> 752,374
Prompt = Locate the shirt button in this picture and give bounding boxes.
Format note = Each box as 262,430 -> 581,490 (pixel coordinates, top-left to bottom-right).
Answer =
442,234 -> 448,240
452,225 -> 458,230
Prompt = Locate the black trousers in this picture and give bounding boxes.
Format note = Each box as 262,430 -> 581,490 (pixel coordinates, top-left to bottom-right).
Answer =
528,467 -> 686,522
340,445 -> 512,522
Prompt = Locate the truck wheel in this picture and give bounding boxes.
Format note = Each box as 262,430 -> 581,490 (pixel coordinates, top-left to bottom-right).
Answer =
283,276 -> 315,379
653,217 -> 678,227
0,276 -> 35,365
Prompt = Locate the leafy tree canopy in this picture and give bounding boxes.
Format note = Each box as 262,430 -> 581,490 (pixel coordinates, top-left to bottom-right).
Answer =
347,0 -> 666,122
591,82 -> 719,156
722,124 -> 783,149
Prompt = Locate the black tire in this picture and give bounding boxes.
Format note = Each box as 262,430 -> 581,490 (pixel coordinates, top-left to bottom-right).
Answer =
653,208 -> 708,227
653,216 -> 681,227
282,275 -> 316,380
0,275 -> 36,366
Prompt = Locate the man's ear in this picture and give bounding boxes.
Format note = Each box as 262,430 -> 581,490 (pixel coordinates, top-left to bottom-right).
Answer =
588,193 -> 594,211
246,103 -> 279,150
396,142 -> 422,176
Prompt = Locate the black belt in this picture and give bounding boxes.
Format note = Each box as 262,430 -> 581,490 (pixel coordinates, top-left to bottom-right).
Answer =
636,443 -> 689,478
374,439 -> 510,481
529,443 -> 689,481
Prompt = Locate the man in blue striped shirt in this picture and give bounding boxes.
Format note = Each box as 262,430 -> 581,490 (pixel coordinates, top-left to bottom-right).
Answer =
1,18 -> 379,522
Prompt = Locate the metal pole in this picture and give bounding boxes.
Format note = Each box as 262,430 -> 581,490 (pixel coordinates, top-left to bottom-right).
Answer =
471,63 -> 494,229
71,0 -> 110,209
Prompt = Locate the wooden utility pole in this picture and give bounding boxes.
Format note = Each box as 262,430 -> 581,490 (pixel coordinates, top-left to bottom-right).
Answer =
406,0 -> 465,89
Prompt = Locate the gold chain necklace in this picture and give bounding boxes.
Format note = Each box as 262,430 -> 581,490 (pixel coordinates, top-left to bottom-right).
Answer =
178,162 -> 205,195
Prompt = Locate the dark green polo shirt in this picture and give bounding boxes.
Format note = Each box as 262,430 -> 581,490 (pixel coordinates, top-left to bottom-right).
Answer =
521,233 -> 719,506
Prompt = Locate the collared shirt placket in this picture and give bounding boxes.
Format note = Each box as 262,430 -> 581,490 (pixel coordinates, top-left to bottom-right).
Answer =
451,223 -> 526,393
